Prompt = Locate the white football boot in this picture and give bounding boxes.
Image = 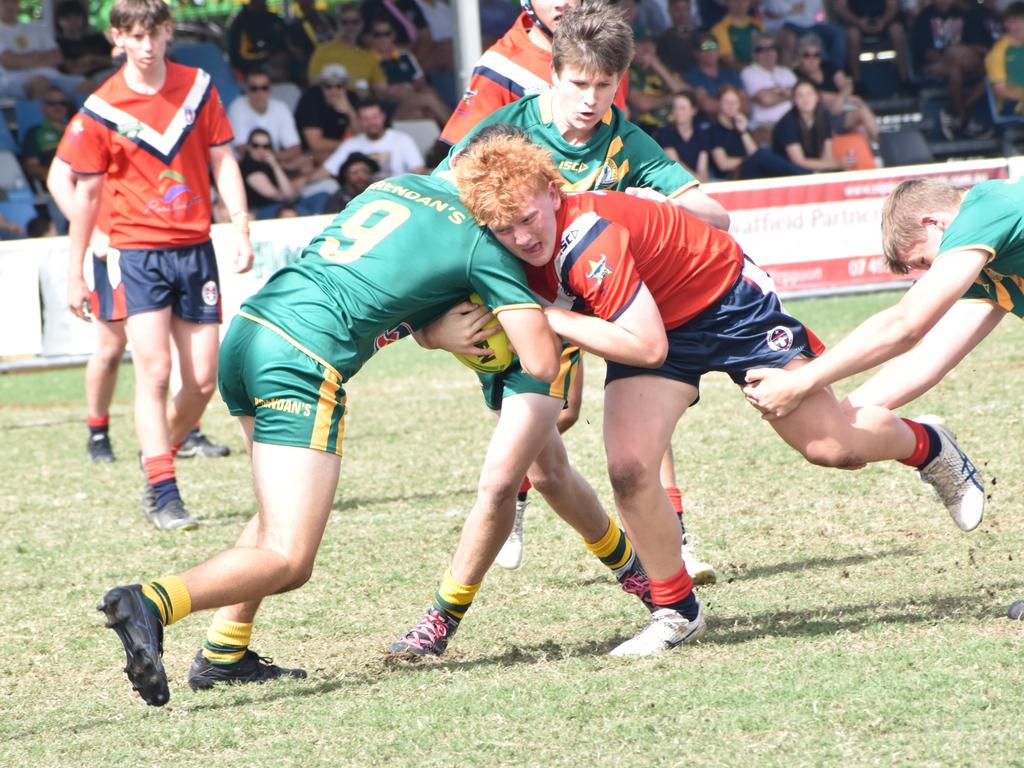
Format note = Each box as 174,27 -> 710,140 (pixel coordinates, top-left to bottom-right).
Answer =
495,496 -> 527,569
680,532 -> 717,586
915,415 -> 985,532
610,604 -> 707,657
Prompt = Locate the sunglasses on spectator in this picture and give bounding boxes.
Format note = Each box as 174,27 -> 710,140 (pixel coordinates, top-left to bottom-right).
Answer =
372,29 -> 393,37
322,82 -> 346,89
248,82 -> 270,91
46,99 -> 69,106
801,50 -> 821,58
340,17 -> 360,25
250,142 -> 272,149
755,45 -> 777,52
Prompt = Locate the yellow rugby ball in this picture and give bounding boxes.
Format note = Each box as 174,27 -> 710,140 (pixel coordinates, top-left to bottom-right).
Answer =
452,294 -> 513,374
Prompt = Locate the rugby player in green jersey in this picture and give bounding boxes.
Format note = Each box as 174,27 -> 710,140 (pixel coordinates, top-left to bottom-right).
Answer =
745,176 -> 1008,533
94,173 -> 562,706
389,9 -> 721,659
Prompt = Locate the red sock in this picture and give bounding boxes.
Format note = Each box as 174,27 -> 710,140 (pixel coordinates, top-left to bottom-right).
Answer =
87,415 -> 110,429
899,418 -> 930,467
518,477 -> 532,495
142,453 -> 176,485
649,563 -> 693,607
665,486 -> 684,516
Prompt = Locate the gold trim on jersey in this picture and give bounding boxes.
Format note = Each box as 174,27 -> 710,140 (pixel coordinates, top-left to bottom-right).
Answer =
547,345 -> 579,400
667,179 -> 701,198
491,302 -> 542,314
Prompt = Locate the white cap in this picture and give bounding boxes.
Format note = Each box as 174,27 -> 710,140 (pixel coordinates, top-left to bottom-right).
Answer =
318,63 -> 349,83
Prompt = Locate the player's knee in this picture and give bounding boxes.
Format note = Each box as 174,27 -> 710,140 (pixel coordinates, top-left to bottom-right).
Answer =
607,456 -> 649,499
476,472 -> 520,508
801,440 -> 863,469
278,559 -> 315,593
529,459 -> 570,497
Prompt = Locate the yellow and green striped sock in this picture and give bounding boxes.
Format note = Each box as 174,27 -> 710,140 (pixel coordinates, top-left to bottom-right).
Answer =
584,515 -> 634,573
201,610 -> 253,666
140,575 -> 192,626
432,568 -> 481,622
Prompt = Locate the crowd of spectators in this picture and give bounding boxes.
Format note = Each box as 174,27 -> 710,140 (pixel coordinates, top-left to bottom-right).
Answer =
4,0 -> 1024,239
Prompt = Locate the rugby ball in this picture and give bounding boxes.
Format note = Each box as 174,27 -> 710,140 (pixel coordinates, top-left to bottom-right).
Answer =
452,294 -> 513,374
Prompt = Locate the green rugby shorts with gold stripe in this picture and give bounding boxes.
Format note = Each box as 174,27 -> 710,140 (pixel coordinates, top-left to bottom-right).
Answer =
218,312 -> 347,455
477,344 -> 581,412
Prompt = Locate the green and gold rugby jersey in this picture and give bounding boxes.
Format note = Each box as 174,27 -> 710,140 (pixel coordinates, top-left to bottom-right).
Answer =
436,91 -> 697,197
943,178 -> 1024,317
240,173 -> 540,381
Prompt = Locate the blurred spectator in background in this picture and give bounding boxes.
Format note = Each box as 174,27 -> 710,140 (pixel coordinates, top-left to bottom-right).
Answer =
762,0 -> 848,70
360,0 -> 427,48
239,128 -> 299,219
324,151 -> 379,212
910,0 -> 989,137
658,0 -> 700,76
833,0 -> 910,83
685,32 -> 750,115
0,0 -> 88,99
20,86 -> 69,189
741,32 -> 798,140
441,0 -> 628,146
710,83 -> 809,177
771,80 -> 846,172
794,33 -> 879,140
295,63 -> 361,164
656,91 -> 711,182
286,0 -> 338,84
408,0 -> 455,73
229,69 -> 312,176
54,0 -> 115,79
367,15 -> 451,124
27,212 -> 56,238
480,0 -> 521,45
711,0 -> 764,70
629,29 -> 693,134
985,1 -> 1024,116
0,211 -> 24,238
322,98 -> 426,179
309,5 -> 387,99
227,0 -> 289,81
618,0 -> 671,37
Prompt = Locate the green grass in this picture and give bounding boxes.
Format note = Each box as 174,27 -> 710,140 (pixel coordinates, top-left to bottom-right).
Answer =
1,290 -> 1022,767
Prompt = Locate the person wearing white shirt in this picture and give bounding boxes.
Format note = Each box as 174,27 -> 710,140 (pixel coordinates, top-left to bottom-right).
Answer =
323,99 -> 426,178
0,0 -> 86,98
228,69 -> 310,176
741,33 -> 798,137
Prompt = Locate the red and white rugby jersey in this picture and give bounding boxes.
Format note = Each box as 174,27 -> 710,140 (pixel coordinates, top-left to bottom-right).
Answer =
57,61 -> 233,250
524,191 -> 743,330
440,12 -> 628,145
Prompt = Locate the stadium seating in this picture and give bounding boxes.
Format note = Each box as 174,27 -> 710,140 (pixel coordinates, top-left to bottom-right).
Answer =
878,129 -> 934,167
169,42 -> 243,107
393,118 -> 441,158
0,150 -> 30,193
0,198 -> 37,239
270,82 -> 301,112
14,99 -> 43,145
0,118 -> 18,154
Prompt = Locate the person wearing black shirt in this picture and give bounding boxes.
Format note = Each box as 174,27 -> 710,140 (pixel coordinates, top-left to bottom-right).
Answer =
709,84 -> 809,179
656,92 -> 711,182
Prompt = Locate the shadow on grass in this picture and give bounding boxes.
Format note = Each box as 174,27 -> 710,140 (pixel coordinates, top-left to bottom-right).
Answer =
702,578 -> 1024,646
718,545 -> 919,582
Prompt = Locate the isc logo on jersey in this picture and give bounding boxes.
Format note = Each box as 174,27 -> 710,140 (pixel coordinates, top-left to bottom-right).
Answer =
452,294 -> 513,374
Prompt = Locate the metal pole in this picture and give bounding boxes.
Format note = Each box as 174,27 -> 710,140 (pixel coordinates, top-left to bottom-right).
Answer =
451,0 -> 482,99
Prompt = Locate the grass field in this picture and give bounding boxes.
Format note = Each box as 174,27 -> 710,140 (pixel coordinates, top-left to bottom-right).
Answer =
1,290 -> 1022,767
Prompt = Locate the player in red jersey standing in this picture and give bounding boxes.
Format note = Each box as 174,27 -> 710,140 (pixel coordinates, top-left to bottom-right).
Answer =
453,131 -> 985,656
441,0 -> 628,147
61,0 -> 253,530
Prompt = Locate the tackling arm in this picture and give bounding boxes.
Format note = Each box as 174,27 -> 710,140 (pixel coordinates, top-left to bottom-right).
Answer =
494,307 -> 562,383
543,283 -> 667,368
743,248 -> 989,418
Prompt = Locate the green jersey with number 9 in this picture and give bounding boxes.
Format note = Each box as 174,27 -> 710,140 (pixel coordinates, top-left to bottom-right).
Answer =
239,173 -> 541,380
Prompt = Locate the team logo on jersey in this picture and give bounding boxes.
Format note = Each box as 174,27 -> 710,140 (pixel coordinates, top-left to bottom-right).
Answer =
559,226 -> 579,257
70,117 -> 85,135
374,322 -> 413,351
765,325 -> 794,352
594,160 -> 621,189
201,280 -> 219,306
460,89 -> 477,107
157,169 -> 194,204
586,255 -> 612,285
117,121 -> 144,139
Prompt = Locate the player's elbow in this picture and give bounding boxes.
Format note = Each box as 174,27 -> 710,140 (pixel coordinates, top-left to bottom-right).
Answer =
638,335 -> 668,368
521,354 -> 560,383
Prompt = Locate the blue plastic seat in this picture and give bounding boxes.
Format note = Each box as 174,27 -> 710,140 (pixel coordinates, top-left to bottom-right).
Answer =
169,42 -> 243,107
